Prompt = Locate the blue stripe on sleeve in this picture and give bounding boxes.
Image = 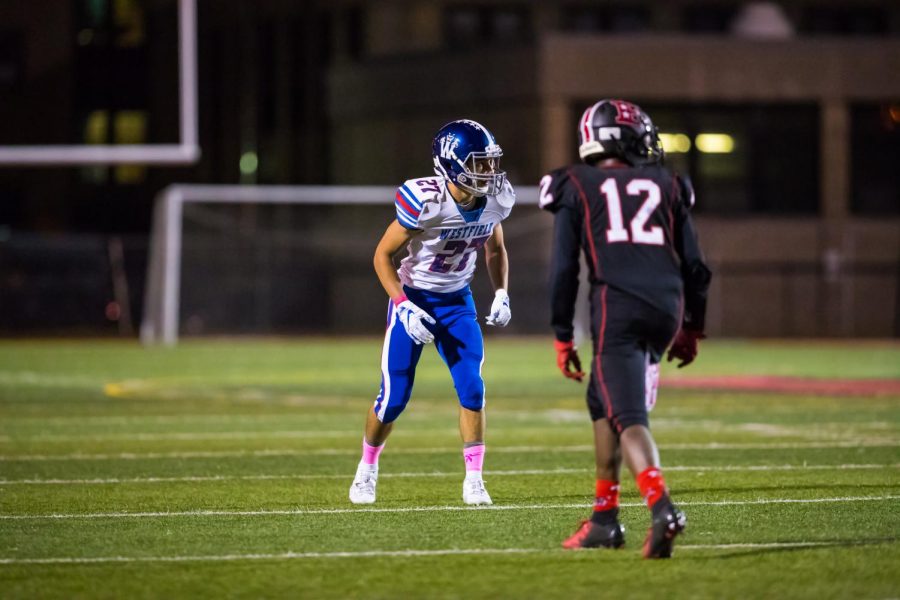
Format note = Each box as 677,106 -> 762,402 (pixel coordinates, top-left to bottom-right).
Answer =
395,208 -> 418,229
400,185 -> 423,210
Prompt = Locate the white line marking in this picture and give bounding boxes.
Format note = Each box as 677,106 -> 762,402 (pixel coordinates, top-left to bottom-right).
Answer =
2,495 -> 898,521
1,463 -> 895,486
0,540 -> 891,565
3,440 -> 899,462
4,421 -> 895,443
2,430 -> 377,442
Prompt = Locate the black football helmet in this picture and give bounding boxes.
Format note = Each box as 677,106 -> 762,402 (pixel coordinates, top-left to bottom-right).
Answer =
578,99 -> 663,166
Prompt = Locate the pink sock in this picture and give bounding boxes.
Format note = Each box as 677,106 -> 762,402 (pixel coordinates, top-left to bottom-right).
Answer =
463,443 -> 485,477
361,438 -> 385,467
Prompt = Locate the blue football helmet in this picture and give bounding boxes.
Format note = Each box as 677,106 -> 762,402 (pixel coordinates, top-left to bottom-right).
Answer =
432,120 -> 506,196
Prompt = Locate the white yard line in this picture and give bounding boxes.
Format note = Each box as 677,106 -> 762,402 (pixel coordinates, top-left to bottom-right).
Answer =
2,440 -> 899,462
0,463 -> 895,486
3,422 -> 895,443
2,495 -> 898,521
2,430 -> 377,442
0,540 -> 889,565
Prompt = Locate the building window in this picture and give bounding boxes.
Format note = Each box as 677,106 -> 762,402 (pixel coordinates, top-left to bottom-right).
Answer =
562,4 -> 650,33
444,5 -> 530,46
80,109 -> 148,184
851,103 -> 900,215
639,103 -> 819,215
682,4 -> 738,33
801,6 -> 889,36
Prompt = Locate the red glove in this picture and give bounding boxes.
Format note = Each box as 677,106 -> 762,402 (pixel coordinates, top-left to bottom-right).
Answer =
667,329 -> 706,368
554,339 -> 585,382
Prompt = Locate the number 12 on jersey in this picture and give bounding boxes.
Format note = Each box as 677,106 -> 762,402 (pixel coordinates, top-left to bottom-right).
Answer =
600,178 -> 664,246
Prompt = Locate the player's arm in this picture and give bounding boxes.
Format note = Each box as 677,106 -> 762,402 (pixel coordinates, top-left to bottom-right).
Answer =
484,223 -> 511,327
549,202 -> 582,343
672,176 -> 711,334
484,223 -> 508,292
542,172 -> 585,381
668,176 -> 712,367
374,220 -> 435,345
373,220 -> 416,301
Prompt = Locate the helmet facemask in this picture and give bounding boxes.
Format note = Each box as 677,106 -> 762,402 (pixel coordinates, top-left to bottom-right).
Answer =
454,148 -> 506,197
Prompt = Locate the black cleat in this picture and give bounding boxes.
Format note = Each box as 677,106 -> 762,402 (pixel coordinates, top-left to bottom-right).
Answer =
562,520 -> 626,550
642,505 -> 686,559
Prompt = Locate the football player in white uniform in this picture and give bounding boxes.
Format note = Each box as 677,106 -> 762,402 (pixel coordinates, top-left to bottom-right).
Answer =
349,119 -> 515,506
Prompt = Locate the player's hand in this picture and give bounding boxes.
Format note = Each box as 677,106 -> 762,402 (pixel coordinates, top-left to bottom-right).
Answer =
395,299 -> 436,345
485,289 -> 511,327
666,329 -> 706,368
554,339 -> 585,382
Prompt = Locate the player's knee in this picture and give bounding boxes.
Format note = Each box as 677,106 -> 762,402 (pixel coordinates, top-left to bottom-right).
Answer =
379,402 -> 407,424
459,394 -> 484,412
615,410 -> 649,431
376,373 -> 414,423
456,378 -> 485,411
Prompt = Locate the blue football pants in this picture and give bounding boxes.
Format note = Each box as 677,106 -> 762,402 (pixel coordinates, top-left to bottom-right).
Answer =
373,286 -> 485,423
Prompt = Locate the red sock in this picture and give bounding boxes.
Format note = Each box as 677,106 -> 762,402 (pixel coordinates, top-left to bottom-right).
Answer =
593,479 -> 620,512
636,467 -> 668,508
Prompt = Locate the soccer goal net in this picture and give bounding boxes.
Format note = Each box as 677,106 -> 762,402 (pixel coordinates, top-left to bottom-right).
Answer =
140,184 -> 566,345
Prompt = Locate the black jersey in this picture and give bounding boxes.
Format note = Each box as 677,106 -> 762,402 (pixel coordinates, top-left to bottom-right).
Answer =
540,162 -> 711,343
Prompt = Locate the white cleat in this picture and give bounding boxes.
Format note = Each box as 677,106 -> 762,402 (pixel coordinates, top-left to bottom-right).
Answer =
349,467 -> 377,504
462,477 -> 493,506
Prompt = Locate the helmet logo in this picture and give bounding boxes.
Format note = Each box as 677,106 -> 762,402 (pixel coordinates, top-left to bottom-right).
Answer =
439,135 -> 460,161
611,100 -> 641,125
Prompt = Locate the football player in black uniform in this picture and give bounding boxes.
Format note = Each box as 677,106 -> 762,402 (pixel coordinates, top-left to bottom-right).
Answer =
540,99 -> 711,558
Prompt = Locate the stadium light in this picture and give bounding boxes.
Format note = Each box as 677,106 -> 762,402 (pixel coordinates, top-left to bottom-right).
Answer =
695,133 -> 735,153
239,152 -> 259,175
659,133 -> 691,153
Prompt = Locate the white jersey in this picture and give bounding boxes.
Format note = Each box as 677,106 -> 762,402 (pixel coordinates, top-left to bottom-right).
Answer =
393,176 -> 515,293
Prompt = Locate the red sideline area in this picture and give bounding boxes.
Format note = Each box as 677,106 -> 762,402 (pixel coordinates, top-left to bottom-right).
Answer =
661,375 -> 900,397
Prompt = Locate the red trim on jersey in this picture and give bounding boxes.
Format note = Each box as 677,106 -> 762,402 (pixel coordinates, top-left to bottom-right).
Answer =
566,169 -> 601,279
395,192 -> 420,217
568,169 -> 617,429
595,284 -> 617,430
666,177 -> 680,262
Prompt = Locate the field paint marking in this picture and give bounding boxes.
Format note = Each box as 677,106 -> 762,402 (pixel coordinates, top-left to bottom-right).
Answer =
1,463 -> 896,486
3,440 -> 899,462
3,495 -> 898,521
5,422 -> 890,443
3,430 -> 391,443
0,540 -> 890,565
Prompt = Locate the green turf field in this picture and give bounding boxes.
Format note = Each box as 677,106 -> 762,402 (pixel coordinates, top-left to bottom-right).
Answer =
1,337 -> 899,599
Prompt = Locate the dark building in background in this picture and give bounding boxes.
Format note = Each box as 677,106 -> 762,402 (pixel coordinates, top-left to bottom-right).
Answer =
0,0 -> 898,337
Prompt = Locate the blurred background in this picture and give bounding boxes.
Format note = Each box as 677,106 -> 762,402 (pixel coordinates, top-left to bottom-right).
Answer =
0,0 -> 898,341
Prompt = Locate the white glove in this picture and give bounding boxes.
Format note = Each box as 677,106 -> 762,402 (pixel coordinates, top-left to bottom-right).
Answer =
485,289 -> 511,327
395,299 -> 436,344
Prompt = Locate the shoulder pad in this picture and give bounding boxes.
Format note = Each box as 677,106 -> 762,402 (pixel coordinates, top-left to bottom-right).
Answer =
394,177 -> 444,229
538,167 -> 573,213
